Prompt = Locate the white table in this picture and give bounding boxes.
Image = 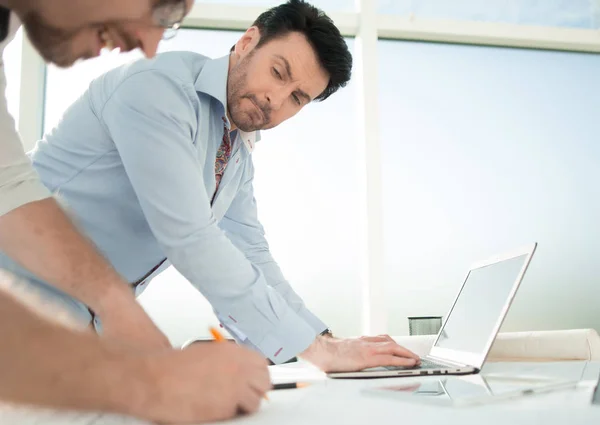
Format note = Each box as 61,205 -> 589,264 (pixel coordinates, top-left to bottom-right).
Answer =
2,361 -> 599,425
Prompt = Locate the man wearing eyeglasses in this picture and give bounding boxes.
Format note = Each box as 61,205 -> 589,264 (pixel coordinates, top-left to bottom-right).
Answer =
0,1 -> 270,423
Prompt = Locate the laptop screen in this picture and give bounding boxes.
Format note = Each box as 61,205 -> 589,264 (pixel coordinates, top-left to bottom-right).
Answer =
433,254 -> 529,354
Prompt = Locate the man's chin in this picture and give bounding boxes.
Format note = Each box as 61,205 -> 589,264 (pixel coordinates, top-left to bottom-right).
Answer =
38,50 -> 74,68
42,49 -> 95,68
237,123 -> 259,132
49,58 -> 77,68
232,115 -> 260,132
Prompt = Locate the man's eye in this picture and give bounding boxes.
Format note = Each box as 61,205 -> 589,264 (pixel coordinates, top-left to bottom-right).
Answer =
292,94 -> 301,105
273,68 -> 282,79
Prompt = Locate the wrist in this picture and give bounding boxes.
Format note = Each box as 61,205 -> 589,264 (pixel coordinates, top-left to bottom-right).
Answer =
299,335 -> 337,371
97,349 -> 156,418
90,281 -> 136,317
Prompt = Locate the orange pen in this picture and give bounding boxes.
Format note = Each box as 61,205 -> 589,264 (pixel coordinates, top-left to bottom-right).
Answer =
209,327 -> 226,342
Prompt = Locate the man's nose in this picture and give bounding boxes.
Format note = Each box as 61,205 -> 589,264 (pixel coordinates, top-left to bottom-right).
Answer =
265,90 -> 286,110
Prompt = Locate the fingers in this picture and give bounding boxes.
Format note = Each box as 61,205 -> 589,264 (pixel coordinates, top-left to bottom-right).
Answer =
247,367 -> 272,396
363,354 -> 419,369
232,355 -> 270,418
236,383 -> 265,416
378,334 -> 396,343
360,335 -> 394,343
372,341 -> 420,361
236,349 -> 270,411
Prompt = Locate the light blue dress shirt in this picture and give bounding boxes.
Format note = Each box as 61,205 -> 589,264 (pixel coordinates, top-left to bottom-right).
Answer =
0,51 -> 327,363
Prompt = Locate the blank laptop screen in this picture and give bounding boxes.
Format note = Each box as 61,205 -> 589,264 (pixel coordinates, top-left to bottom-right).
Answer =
433,254 -> 528,354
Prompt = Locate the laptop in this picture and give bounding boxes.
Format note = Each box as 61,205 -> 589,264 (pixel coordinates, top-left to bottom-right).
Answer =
328,243 -> 537,379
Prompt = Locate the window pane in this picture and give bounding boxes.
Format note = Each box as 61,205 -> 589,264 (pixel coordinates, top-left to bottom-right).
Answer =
44,30 -> 361,344
379,40 -> 600,336
2,28 -> 22,129
197,0 -> 355,12
377,0 -> 599,29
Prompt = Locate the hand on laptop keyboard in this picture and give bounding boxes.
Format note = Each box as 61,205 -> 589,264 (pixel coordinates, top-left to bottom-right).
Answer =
300,334 -> 421,372
385,358 -> 447,371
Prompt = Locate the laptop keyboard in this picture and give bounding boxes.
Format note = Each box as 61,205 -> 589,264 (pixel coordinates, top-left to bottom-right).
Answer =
384,358 -> 449,371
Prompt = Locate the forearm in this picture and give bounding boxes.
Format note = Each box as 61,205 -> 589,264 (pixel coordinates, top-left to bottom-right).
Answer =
0,198 -> 132,313
0,290 -> 144,414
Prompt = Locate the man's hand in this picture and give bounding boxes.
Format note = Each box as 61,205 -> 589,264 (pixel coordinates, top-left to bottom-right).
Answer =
128,343 -> 271,424
0,288 -> 268,425
92,285 -> 171,351
300,334 -> 421,372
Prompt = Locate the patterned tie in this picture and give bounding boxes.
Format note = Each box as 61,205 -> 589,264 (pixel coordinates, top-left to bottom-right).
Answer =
213,117 -> 232,199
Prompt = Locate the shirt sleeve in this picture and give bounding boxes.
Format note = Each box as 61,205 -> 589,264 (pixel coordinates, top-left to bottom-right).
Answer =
0,60 -> 51,217
100,69 -> 317,363
219,160 -> 328,335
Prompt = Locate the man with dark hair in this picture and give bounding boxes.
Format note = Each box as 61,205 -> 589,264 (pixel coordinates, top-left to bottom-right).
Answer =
0,0 -> 270,423
251,0 -> 351,101
0,0 -> 421,371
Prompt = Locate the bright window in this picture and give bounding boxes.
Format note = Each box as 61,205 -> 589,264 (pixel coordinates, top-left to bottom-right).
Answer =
379,39 -> 600,335
2,28 -> 22,129
377,0 -> 599,28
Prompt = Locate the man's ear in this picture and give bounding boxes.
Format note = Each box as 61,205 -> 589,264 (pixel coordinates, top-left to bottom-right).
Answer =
233,26 -> 261,58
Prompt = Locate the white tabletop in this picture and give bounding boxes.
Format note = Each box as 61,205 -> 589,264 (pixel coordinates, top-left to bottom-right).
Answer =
2,361 -> 599,425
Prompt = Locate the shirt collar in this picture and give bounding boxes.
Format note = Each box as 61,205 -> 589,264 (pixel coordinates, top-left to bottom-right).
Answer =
194,54 -> 261,154
236,129 -> 260,154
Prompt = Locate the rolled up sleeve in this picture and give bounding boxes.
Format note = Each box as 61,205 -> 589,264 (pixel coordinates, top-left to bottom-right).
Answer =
100,70 -> 316,363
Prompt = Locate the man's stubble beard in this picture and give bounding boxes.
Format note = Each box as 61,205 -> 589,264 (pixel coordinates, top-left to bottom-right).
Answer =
226,52 -> 272,132
21,11 -> 80,67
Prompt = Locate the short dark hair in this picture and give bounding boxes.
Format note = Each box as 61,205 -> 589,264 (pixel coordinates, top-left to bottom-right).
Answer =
252,0 -> 352,101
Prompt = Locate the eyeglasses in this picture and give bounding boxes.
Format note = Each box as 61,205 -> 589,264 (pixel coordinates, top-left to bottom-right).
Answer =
152,0 -> 188,40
